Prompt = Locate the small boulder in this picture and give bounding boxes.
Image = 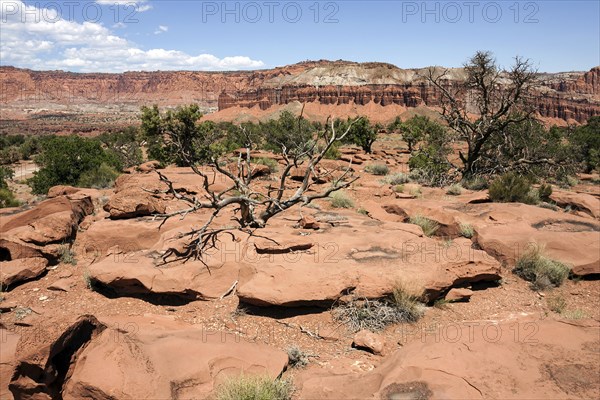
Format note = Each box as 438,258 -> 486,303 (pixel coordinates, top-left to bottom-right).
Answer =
137,160 -> 161,173
445,288 -> 473,302
298,215 -> 320,230
47,185 -> 80,198
104,188 -> 166,219
352,330 -> 385,355
47,277 -> 76,292
0,258 -> 47,288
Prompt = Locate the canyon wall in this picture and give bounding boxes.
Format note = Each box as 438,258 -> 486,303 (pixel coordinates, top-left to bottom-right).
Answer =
218,66 -> 600,123
1,62 -> 598,132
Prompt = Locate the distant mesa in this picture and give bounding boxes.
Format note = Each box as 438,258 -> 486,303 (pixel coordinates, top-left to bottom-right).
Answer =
0,61 -> 598,135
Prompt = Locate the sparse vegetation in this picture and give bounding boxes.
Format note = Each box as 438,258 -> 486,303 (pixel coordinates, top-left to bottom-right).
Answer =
513,246 -> 570,289
409,186 -> 422,198
59,243 -> 77,265
391,283 -> 426,322
489,172 -> 534,204
287,346 -> 309,368
409,215 -> 438,236
392,184 -> 405,193
547,294 -> 567,314
333,283 -> 424,332
566,175 -> 579,187
446,183 -> 463,196
459,223 -> 474,238
563,309 -> 586,320
385,172 -> 410,185
330,190 -> 354,208
215,375 -> 292,400
538,202 -> 559,211
14,307 -> 32,321
83,269 -> 94,290
462,176 -> 488,190
365,163 -> 389,176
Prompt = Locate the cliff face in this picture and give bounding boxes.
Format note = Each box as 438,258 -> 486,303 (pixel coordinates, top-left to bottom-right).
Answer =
217,63 -> 600,123
1,61 -> 598,130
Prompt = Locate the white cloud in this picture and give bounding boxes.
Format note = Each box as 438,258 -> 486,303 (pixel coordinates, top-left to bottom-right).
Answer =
0,0 -> 264,72
154,25 -> 168,34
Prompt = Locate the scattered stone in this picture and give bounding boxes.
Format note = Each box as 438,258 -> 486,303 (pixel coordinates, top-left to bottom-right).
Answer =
445,288 -> 473,302
352,330 -> 385,354
298,215 -> 320,230
48,278 -> 75,292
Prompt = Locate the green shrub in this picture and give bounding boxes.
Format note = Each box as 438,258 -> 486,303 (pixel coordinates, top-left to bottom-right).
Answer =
392,184 -> 405,193
98,127 -> 143,168
489,172 -> 534,204
538,183 -> 553,201
261,111 -> 314,156
446,183 -> 463,196
409,215 -> 439,237
330,191 -> 354,208
29,135 -> 121,194
77,163 -> 120,189
0,188 -> 20,208
566,176 -> 579,187
215,375 -> 292,400
569,116 -> 600,173
0,166 -> 14,189
323,141 -> 341,160
462,176 -> 488,190
344,117 -> 378,153
459,222 -> 474,238
0,166 -> 19,208
386,173 -> 410,185
365,163 -> 389,176
409,186 -> 422,198
513,246 -> 570,289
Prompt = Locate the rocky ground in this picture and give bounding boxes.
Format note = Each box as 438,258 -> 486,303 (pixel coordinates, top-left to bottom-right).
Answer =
1,138 -> 599,399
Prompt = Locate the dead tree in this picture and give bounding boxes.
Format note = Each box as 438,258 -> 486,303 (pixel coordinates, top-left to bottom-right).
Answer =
153,112 -> 361,267
424,51 -> 538,177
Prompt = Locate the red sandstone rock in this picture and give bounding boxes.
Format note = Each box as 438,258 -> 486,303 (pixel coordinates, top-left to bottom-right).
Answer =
352,330 -> 385,354
445,288 -> 473,302
296,317 -> 600,399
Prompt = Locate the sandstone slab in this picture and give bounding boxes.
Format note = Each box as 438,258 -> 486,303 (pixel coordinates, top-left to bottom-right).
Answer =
297,317 -> 600,399
9,314 -> 288,399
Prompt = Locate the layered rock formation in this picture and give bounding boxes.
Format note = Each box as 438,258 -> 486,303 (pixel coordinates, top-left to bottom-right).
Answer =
1,61 -> 598,132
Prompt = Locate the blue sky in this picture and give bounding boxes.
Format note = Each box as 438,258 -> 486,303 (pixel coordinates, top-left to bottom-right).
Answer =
1,1 -> 598,72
